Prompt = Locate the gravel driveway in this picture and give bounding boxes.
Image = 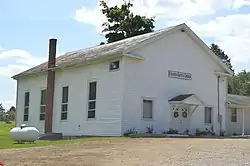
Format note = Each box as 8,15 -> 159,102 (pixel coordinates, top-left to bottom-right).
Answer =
1,138 -> 250,166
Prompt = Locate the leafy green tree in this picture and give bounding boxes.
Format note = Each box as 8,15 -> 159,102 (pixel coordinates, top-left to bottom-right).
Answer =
210,43 -> 233,71
0,104 -> 5,121
5,106 -> 16,121
229,70 -> 250,96
100,0 -> 155,44
210,43 -> 235,94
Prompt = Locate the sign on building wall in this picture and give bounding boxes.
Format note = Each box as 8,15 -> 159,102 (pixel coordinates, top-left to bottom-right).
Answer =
168,70 -> 192,80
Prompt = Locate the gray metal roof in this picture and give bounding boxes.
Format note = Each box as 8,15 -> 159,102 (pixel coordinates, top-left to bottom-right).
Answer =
169,94 -> 194,102
228,94 -> 250,106
12,24 -> 178,79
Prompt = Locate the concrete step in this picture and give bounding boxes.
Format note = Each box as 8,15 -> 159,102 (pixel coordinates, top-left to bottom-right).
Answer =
39,133 -> 63,140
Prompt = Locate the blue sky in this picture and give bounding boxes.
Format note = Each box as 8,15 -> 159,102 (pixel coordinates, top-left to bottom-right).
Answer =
0,1 -> 104,54
1,0 -> 250,109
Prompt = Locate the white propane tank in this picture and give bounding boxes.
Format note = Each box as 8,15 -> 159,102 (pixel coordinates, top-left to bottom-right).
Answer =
9,124 -> 40,142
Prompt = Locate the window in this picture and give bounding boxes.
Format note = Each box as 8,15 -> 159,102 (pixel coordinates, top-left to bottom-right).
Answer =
61,86 -> 69,120
231,108 -> 237,122
109,60 -> 120,71
23,92 -> 30,121
88,81 -> 97,119
39,89 -> 46,121
143,99 -> 153,119
204,107 -> 212,124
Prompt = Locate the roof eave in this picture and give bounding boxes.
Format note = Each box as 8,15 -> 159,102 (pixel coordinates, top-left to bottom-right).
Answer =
12,72 -> 45,80
228,103 -> 250,108
123,53 -> 144,60
214,71 -> 233,77
12,52 -> 126,80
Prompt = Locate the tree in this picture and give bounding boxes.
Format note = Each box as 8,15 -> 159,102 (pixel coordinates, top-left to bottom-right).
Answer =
100,0 -> 155,44
0,104 -> 5,121
210,43 -> 235,94
210,43 -> 233,71
5,106 -> 16,121
228,70 -> 250,96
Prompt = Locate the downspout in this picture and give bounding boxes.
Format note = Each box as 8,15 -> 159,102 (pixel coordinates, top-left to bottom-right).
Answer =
217,76 -> 222,135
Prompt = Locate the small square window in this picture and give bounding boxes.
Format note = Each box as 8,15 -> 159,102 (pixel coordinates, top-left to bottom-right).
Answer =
109,60 -> 120,71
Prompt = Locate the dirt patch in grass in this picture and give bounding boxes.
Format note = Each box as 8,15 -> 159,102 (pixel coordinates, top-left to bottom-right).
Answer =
1,138 -> 250,166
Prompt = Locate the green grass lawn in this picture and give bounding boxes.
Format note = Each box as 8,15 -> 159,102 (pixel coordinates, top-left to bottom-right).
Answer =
0,121 -> 125,149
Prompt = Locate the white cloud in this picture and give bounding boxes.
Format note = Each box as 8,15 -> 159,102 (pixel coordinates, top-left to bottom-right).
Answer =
74,0 -> 250,73
0,49 -> 47,77
1,99 -> 16,110
74,5 -> 106,33
74,0 -> 215,32
73,0 -> 250,33
0,49 -> 65,77
0,49 -> 64,109
183,14 -> 250,72
233,0 -> 250,9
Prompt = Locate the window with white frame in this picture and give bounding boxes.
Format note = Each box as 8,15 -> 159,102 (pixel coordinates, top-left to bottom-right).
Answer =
143,99 -> 153,119
39,89 -> 46,121
61,86 -> 69,120
231,108 -> 237,122
88,81 -> 97,119
23,92 -> 30,121
109,60 -> 120,71
204,107 -> 212,124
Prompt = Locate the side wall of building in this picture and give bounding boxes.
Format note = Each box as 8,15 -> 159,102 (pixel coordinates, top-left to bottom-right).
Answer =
16,58 -> 124,136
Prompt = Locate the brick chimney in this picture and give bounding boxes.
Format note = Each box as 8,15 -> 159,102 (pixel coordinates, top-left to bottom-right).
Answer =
45,38 -> 57,133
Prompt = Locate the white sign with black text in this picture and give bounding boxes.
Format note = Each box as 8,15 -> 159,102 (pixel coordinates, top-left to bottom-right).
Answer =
168,70 -> 192,80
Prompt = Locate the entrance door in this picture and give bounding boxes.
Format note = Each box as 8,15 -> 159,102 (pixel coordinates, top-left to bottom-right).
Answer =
172,106 -> 189,133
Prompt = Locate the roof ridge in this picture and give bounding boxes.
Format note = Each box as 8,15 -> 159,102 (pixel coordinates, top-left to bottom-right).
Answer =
63,24 -> 180,56
12,23 -> 185,79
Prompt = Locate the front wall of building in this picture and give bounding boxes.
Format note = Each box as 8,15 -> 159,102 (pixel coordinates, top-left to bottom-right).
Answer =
122,31 -> 228,135
16,59 -> 124,136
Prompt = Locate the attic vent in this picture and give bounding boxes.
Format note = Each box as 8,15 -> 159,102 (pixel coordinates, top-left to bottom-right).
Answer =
181,28 -> 185,32
109,60 -> 120,71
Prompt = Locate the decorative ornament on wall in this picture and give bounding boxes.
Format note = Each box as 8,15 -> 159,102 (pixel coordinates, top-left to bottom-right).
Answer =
182,108 -> 188,118
173,111 -> 179,118
182,111 -> 187,118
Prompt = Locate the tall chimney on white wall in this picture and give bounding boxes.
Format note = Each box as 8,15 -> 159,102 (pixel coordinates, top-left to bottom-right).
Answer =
45,38 -> 57,133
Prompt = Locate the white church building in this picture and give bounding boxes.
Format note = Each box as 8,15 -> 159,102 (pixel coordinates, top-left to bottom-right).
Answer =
12,23 -> 250,136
